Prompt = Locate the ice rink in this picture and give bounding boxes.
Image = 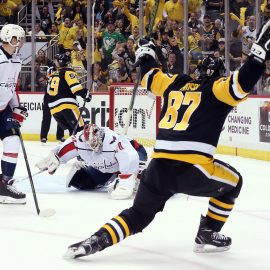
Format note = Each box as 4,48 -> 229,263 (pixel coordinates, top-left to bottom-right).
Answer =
0,140 -> 269,270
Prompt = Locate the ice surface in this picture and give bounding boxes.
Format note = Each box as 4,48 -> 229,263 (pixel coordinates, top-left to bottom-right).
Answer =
0,141 -> 269,270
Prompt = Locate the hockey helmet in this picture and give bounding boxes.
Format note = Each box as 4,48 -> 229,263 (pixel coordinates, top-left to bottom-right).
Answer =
83,124 -> 105,153
0,24 -> 25,47
195,55 -> 226,80
55,53 -> 71,67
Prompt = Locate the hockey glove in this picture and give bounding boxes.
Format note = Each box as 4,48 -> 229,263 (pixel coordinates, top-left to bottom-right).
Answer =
13,106 -> 28,126
81,89 -> 92,102
134,38 -> 157,67
250,20 -> 270,63
35,152 -> 60,174
84,93 -> 92,103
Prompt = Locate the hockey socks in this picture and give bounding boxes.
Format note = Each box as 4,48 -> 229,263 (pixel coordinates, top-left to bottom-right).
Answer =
65,215 -> 131,259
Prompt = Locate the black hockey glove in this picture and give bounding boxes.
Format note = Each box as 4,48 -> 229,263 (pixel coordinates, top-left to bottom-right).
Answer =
84,92 -> 92,103
134,38 -> 157,68
250,20 -> 270,63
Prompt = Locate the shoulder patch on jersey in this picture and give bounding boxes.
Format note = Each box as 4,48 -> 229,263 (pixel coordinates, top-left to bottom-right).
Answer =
69,73 -> 76,79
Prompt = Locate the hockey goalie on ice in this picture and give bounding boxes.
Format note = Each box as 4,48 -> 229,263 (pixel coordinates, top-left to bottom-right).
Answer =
36,124 -> 148,200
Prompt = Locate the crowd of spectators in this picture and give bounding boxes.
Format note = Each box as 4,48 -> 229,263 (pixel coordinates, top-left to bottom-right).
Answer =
1,0 -> 270,93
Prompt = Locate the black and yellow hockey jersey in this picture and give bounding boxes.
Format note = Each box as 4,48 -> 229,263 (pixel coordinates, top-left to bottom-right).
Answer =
47,67 -> 87,115
141,61 -> 261,165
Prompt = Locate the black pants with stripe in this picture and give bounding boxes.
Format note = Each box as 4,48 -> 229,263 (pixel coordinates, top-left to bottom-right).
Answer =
53,108 -> 84,135
120,158 -> 242,234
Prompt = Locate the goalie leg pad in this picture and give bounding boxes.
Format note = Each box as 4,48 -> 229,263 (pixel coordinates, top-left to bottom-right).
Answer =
67,166 -> 113,190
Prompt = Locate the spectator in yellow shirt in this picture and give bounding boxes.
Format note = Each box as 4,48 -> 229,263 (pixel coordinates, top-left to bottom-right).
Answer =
163,0 -> 184,23
123,5 -> 146,35
57,17 -> 77,53
0,0 -> 17,23
188,0 -> 203,13
144,0 -> 165,32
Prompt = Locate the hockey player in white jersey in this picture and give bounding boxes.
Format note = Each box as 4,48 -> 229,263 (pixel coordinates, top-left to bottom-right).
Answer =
0,24 -> 27,204
36,124 -> 148,200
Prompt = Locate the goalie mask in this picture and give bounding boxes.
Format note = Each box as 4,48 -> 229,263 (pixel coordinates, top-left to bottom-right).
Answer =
195,55 -> 226,80
83,124 -> 105,153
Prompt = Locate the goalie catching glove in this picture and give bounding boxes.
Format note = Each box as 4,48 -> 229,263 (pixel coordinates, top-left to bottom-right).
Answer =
108,174 -> 136,200
250,20 -> 270,63
35,152 -> 60,174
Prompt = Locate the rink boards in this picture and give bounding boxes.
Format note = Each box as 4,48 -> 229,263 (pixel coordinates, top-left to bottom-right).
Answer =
18,92 -> 270,161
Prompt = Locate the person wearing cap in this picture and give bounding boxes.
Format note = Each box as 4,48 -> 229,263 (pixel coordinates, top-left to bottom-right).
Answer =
95,19 -> 126,67
217,38 -> 225,58
198,14 -> 221,52
204,0 -> 224,21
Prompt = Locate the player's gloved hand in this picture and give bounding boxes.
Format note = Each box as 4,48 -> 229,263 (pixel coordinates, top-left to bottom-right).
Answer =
250,20 -> 270,63
84,92 -> 92,103
35,152 -> 60,174
134,38 -> 157,68
13,106 -> 28,126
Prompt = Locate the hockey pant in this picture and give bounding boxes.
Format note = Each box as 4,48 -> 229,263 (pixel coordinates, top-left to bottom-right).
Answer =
68,166 -> 115,190
52,107 -> 84,135
0,106 -> 21,180
93,158 -> 242,246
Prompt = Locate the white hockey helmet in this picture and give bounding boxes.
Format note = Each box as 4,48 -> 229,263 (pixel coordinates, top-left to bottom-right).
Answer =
83,124 -> 105,153
0,24 -> 25,47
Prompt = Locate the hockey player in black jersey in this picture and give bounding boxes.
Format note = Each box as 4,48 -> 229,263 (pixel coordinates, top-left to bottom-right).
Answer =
64,21 -> 270,258
47,53 -> 91,135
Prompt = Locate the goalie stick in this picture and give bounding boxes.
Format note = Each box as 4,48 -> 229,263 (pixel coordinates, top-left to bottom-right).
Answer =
18,130 -> 55,217
14,169 -> 45,184
123,0 -> 160,135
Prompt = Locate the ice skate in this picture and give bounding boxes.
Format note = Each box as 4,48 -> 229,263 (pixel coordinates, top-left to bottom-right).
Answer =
194,215 -> 231,253
64,233 -> 110,259
0,176 -> 26,204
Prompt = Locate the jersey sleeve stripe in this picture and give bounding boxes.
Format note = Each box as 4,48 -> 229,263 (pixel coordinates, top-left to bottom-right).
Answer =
70,84 -> 83,94
231,71 -> 248,99
58,142 -> 76,158
212,76 -> 246,107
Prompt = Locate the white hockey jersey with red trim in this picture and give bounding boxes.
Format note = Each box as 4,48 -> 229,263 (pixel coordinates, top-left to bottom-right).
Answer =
0,47 -> 21,111
52,128 -> 140,174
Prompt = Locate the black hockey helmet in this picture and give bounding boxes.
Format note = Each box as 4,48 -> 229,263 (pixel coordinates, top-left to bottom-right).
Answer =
54,53 -> 71,67
195,55 -> 226,80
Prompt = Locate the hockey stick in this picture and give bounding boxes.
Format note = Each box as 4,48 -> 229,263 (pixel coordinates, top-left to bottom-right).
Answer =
123,0 -> 160,135
14,169 -> 46,184
71,90 -> 91,136
18,129 -> 55,217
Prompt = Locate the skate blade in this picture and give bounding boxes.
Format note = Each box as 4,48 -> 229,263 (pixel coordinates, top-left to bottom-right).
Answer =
194,244 -> 231,253
0,196 -> 26,205
63,246 -> 86,259
39,208 -> 56,217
